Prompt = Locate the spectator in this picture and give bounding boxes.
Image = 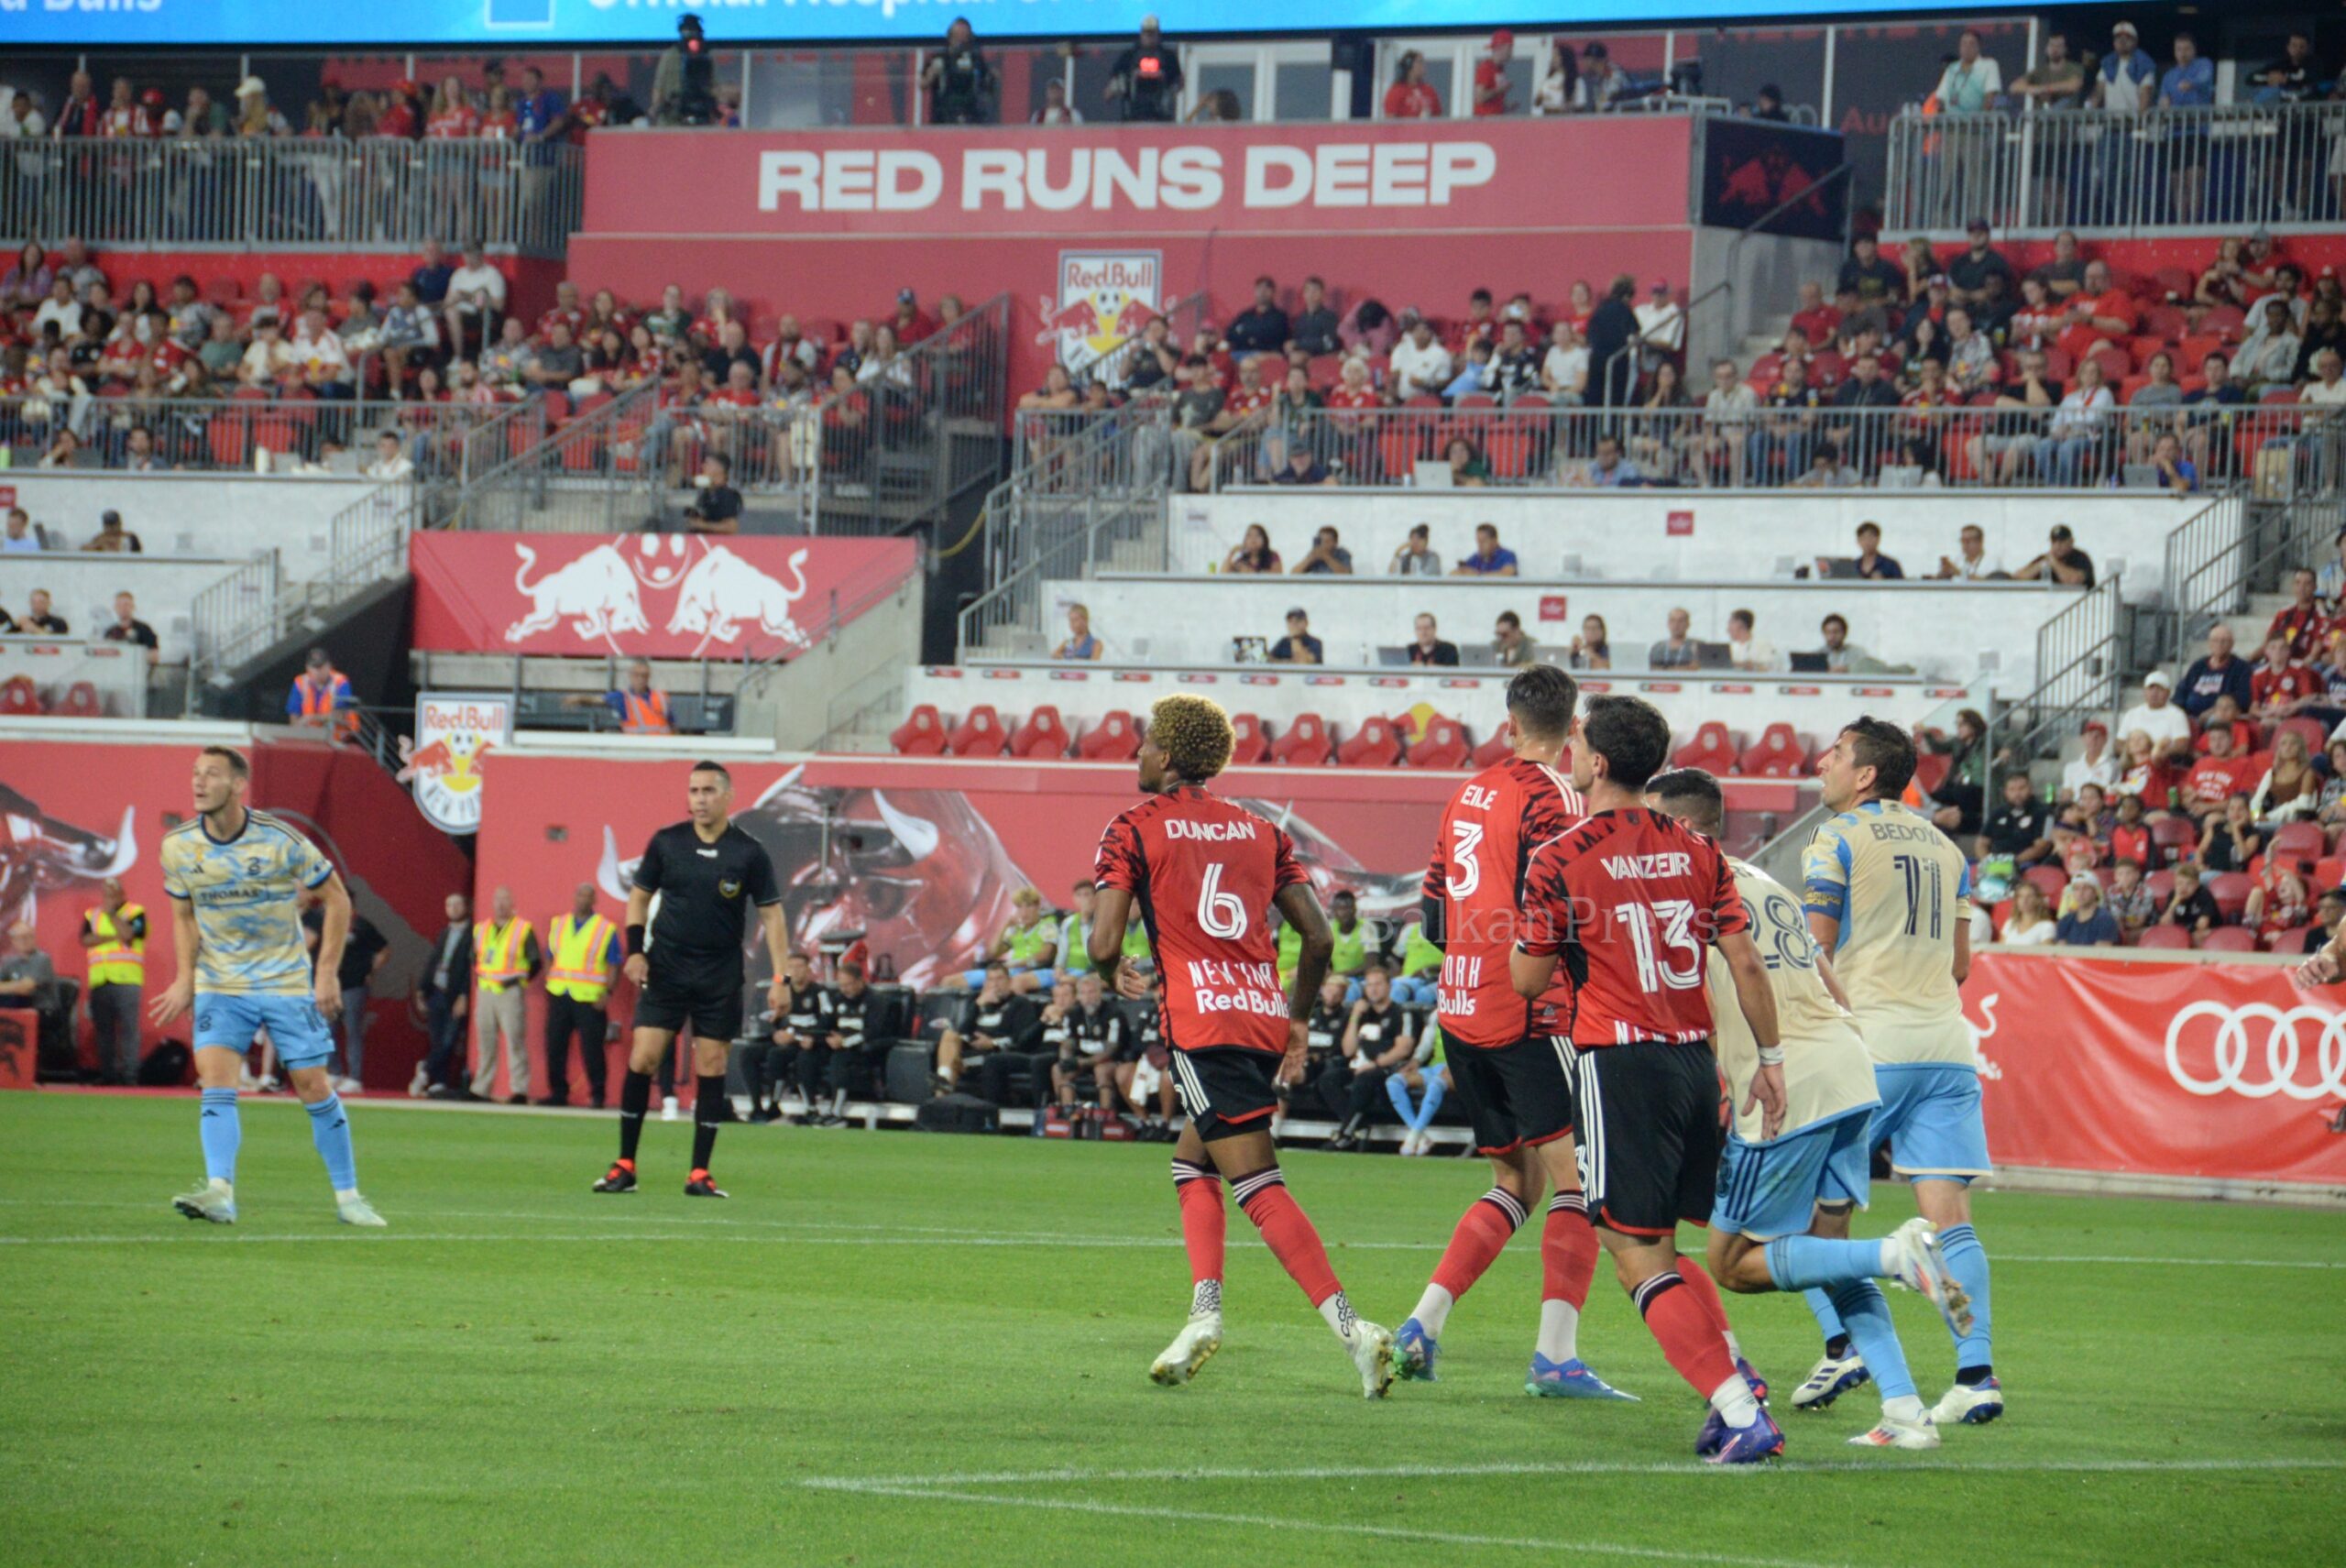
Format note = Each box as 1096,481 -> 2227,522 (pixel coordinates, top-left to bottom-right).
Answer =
286,648 -> 357,739
1385,50 -> 1442,119
1388,315 -> 1453,400
1578,42 -> 1630,110
1269,608 -> 1324,665
2093,21 -> 2156,115
1408,612 -> 1458,666
1492,609 -> 1537,668
1436,434 -> 1491,488
1749,355 -> 1825,480
1567,613 -> 1612,670
1289,525 -> 1353,576
1946,221 -> 2016,310
2057,260 -> 2139,363
1842,521 -> 1903,579
1725,608 -> 1777,672
1635,278 -> 1685,364
2183,724 -> 2258,821
100,592 -> 158,665
1441,338 -> 1497,401
2159,32 -> 2216,219
1031,78 -> 1082,126
1105,16 -> 1183,122
1935,522 -> 2003,580
1584,275 -> 1640,407
2012,33 -> 2084,109
2029,358 -> 2115,487
1054,603 -> 1103,662
2197,793 -> 2262,872
2162,861 -> 2223,935
2299,323 -> 2346,394
2062,720 -> 2119,796
1935,29 -> 2003,115
1221,523 -> 1280,575
1838,234 -> 1903,312
923,17 -> 993,125
1284,276 -> 1340,358
2232,297 -> 2303,391
2,509 -> 38,553
442,242 -> 506,356
1649,606 -> 1696,669
2194,693 -> 2257,758
2268,566 -> 2328,656
1531,39 -> 1579,115
0,922 -> 64,1057
1978,771 -> 2053,867
2054,882 -> 2120,947
357,430 -> 413,482
1389,523 -> 1442,576
1943,308 -> 1999,397
1539,321 -> 1589,403
1998,881 -> 2058,946
1451,521 -> 1518,576
2119,670 -> 2191,755
2252,729 -> 2322,824
1272,445 -> 1333,487
1581,433 -> 1641,488
2253,631 -> 2322,720
1816,611 -> 1869,673
2176,624 -> 2253,718
2144,431 -> 2199,497
681,452 -> 742,535
2305,348 -> 2346,419
82,510 -> 142,554
18,588 -> 65,634
1474,29 -> 1517,116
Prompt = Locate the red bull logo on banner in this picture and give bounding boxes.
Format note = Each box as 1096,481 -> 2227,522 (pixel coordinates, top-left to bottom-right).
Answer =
1039,251 -> 1162,378
401,695 -> 512,837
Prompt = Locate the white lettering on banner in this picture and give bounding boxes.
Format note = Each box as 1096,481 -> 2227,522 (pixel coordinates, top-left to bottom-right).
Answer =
1165,818 -> 1259,843
877,149 -> 943,211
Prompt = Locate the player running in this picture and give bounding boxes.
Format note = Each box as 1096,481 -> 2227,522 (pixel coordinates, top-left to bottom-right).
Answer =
1798,718 -> 2001,1426
1088,695 -> 1395,1398
1646,768 -> 1971,1451
1510,696 -> 1785,1463
1390,664 -> 1630,1401
152,745 -> 384,1228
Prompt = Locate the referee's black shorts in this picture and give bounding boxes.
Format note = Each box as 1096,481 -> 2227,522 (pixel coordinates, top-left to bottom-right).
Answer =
1443,1035 -> 1576,1157
633,949 -> 745,1043
1564,1038 -> 1724,1237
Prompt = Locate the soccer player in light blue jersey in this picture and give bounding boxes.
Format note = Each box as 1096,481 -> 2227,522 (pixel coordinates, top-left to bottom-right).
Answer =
1799,718 -> 1999,1425
150,746 -> 385,1227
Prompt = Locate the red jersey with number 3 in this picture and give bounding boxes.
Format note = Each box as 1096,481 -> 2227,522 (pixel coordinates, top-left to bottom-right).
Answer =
1095,785 -> 1305,1056
1518,808 -> 1746,1047
1421,757 -> 1584,1047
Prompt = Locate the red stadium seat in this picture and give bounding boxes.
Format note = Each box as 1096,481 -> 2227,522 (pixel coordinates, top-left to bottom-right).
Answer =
1669,721 -> 1740,775
2022,865 -> 2070,903
2200,305 -> 2245,340
2267,820 -> 2328,867
1336,717 -> 1404,769
203,275 -> 243,307
58,681 -> 101,718
1913,750 -> 1952,798
1076,709 -> 1141,762
2203,872 -> 2253,920
2147,815 -> 2198,867
2144,868 -> 2176,905
2262,926 -> 2313,952
1404,716 -> 1471,770
2316,856 -> 2346,891
0,675 -> 41,716
889,704 -> 948,757
1270,712 -> 1332,767
945,704 -> 1008,757
1736,724 -> 1809,780
2198,926 -> 2257,953
1471,719 -> 1516,769
1228,712 -> 1270,766
1007,705 -> 1072,760
206,411 -> 252,467
2134,924 -> 2192,950
2277,717 -> 2329,755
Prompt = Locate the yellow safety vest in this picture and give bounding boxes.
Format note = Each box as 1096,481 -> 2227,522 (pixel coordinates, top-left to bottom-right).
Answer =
474,918 -> 534,992
545,913 -> 617,1003
87,904 -> 145,987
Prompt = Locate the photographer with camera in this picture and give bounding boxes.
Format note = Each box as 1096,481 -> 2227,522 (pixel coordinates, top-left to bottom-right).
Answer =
924,17 -> 995,126
1105,15 -> 1182,122
653,14 -> 719,126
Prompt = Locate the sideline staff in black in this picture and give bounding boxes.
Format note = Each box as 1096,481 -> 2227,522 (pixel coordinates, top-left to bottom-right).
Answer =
595,762 -> 787,1199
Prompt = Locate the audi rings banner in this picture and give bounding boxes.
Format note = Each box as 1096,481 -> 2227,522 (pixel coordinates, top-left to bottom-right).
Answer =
1965,952 -> 2346,1190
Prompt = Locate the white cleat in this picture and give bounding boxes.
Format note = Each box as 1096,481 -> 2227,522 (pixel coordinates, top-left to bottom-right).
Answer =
407,1065 -> 429,1099
1349,1319 -> 1397,1399
332,1076 -> 363,1096
336,1194 -> 389,1228
171,1182 -> 236,1224
1789,1348 -> 1871,1410
1930,1378 -> 2005,1426
1888,1217 -> 1974,1339
1149,1312 -> 1223,1387
660,1095 -> 681,1123
1848,1413 -> 1940,1450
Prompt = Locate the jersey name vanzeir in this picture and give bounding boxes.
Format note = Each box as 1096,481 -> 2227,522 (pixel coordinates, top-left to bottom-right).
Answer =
1422,756 -> 1583,1047
1094,785 -> 1304,1056
1706,857 -> 1880,1144
1518,808 -> 1746,1047
1802,800 -> 1976,1067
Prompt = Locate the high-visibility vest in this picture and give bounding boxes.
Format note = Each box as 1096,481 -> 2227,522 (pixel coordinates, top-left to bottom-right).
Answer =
1003,916 -> 1057,969
295,670 -> 360,741
87,904 -> 145,986
546,913 -> 617,1003
474,918 -> 534,992
1331,919 -> 1369,976
619,690 -> 673,734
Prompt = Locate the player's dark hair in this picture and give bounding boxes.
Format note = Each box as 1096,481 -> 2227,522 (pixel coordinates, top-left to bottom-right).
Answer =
690,760 -> 732,784
1579,696 -> 1672,790
199,744 -> 249,780
1646,767 -> 1726,838
1839,715 -> 1916,800
1504,663 -> 1578,743
983,959 -> 1009,975
1149,694 -> 1234,782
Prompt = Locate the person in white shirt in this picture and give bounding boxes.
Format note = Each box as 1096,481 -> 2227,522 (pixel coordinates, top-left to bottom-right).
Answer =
2117,670 -> 2194,758
1030,79 -> 1083,125
30,276 -> 81,342
1725,607 -> 1777,672
291,307 -> 352,396
2059,720 -> 2117,798
1387,317 -> 1453,401
1634,280 -> 1685,362
1934,29 -> 2004,113
1935,522 -> 2002,579
2302,348 -> 2346,414
1540,321 -> 1588,402
362,431 -> 415,481
1701,357 -> 1759,485
442,243 -> 507,356
239,317 -> 295,388
2231,298 -> 2303,389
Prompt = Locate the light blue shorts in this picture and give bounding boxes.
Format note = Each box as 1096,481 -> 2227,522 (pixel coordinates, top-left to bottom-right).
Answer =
193,992 -> 337,1069
1871,1061 -> 1990,1183
1713,1110 -> 1876,1241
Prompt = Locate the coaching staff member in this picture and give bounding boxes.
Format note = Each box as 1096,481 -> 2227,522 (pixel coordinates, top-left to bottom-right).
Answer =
595,762 -> 787,1199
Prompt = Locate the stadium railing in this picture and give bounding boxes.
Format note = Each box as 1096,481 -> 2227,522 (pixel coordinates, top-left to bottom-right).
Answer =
444,384 -> 662,534
0,634 -> 148,718
3,392 -> 527,485
1884,102 -> 2343,238
1,137 -> 583,258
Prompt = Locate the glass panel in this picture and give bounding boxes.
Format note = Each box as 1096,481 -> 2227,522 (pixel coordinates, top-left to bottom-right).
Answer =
743,49 -> 915,128
1195,61 -> 1254,123
990,45 -> 1068,126
1069,46 -> 1124,126
1670,27 -> 1827,121
1826,19 -> 2031,215
1274,60 -> 1332,123
243,54 -> 330,130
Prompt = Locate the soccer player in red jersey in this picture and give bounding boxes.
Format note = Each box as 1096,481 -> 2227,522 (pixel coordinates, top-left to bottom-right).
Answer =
1088,696 -> 1397,1398
1511,696 -> 1791,1463
1390,664 -> 1631,1402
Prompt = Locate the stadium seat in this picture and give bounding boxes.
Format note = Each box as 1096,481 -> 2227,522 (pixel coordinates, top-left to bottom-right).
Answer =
2203,872 -> 2252,921
1228,712 -> 1270,766
1270,713 -> 1332,767
1669,720 -> 1739,775
2267,820 -> 2328,866
2134,924 -> 2191,950
1736,724 -> 1809,779
1075,710 -> 1141,762
1007,704 -> 1072,760
0,675 -> 41,716
58,681 -> 101,718
2144,869 -> 2176,905
1336,717 -> 1404,769
2147,816 -> 2198,866
2276,717 -> 2329,756
1470,719 -> 1516,769
1404,716 -> 1471,770
1913,750 -> 1952,798
2262,927 -> 2313,953
2021,865 -> 2069,903
945,704 -> 1008,757
889,704 -> 948,757
2198,926 -> 2257,953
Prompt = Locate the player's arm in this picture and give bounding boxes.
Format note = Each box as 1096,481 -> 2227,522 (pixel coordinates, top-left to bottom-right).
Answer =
1376,1014 -> 1417,1069
1718,927 -> 1786,1139
149,895 -> 201,1025
1273,881 -> 1333,1086
1339,999 -> 1365,1061
311,871 -> 352,1018
1510,845 -> 1566,998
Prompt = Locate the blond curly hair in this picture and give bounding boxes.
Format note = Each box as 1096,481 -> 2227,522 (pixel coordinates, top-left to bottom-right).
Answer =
1149,694 -> 1234,782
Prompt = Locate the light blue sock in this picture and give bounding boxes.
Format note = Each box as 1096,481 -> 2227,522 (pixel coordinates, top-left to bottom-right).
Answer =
1937,1223 -> 1993,1370
1806,1288 -> 1847,1346
1414,1075 -> 1446,1131
1764,1234 -> 1890,1291
305,1092 -> 357,1191
1825,1279 -> 1917,1401
1383,1073 -> 1415,1125
199,1087 -> 240,1183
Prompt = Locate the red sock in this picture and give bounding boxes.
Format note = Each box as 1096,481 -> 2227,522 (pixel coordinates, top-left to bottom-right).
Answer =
1632,1273 -> 1740,1398
1431,1187 -> 1527,1299
1232,1168 -> 1340,1308
1540,1193 -> 1599,1310
1171,1159 -> 1225,1286
1675,1256 -> 1733,1340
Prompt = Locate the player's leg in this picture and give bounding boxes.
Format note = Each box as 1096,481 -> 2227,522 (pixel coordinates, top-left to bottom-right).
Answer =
685,1033 -> 731,1197
1790,1199 -> 1871,1409
1395,1041 -> 1540,1379
1915,1175 -> 1998,1420
270,997 -> 383,1226
1528,1126 -> 1635,1400
1153,1121 -> 1227,1387
175,1036 -> 247,1223
1886,1066 -> 1999,1421
597,1023 -> 676,1190
934,1026 -> 965,1090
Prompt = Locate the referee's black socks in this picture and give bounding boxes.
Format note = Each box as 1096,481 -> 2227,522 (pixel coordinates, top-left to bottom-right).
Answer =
692,1075 -> 728,1171
619,1070 -> 653,1162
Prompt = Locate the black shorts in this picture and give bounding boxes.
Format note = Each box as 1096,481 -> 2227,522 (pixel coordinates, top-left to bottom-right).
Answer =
1565,1038 -> 1724,1237
1445,1036 -> 1577,1157
1168,1046 -> 1280,1142
632,951 -> 745,1044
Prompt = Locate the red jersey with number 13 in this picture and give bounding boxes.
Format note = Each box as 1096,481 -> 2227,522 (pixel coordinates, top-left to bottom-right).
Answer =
1421,757 -> 1584,1047
1518,808 -> 1746,1047
1094,785 -> 1305,1056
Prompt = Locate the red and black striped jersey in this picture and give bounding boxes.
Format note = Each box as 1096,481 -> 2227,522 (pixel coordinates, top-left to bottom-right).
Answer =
1420,756 -> 1584,1047
1094,785 -> 1305,1057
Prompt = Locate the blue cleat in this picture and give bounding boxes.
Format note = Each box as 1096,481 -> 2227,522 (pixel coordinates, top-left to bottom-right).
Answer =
1394,1317 -> 1440,1382
1736,1355 -> 1770,1407
1525,1354 -> 1639,1401
1705,1408 -> 1786,1465
1931,1376 -> 2004,1426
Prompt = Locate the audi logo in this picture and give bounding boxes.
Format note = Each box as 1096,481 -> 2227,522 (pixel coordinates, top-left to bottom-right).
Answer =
2165,1002 -> 2346,1101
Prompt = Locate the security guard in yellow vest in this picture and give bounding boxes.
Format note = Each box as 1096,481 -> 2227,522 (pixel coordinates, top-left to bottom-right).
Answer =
471,885 -> 543,1102
543,882 -> 620,1109
80,877 -> 145,1084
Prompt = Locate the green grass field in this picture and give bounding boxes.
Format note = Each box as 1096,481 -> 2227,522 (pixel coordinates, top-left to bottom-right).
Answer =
2,1092 -> 2337,1567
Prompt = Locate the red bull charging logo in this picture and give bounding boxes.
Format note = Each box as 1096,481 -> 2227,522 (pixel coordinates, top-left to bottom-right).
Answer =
401,695 -> 513,837
1036,250 -> 1163,379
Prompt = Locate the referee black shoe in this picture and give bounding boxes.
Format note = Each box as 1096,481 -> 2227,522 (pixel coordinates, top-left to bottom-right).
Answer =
592,1160 -> 638,1193
685,1170 -> 729,1199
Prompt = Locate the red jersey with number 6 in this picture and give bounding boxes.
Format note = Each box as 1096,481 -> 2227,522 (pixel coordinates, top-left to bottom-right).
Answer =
1094,785 -> 1305,1056
1421,757 -> 1584,1047
1518,808 -> 1746,1047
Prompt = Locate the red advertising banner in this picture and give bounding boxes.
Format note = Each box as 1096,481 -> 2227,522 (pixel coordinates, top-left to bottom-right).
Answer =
1965,952 -> 2346,1190
409,532 -> 918,660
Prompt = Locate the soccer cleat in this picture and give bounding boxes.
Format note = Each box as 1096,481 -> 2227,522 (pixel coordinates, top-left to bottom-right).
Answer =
684,1170 -> 729,1199
1736,1355 -> 1770,1407
336,1194 -> 388,1227
1791,1349 -> 1872,1410
1394,1317 -> 1441,1382
1704,1408 -> 1786,1465
1848,1413 -> 1939,1450
1525,1354 -> 1639,1401
1931,1377 -> 2005,1426
333,1075 -> 363,1096
1149,1312 -> 1223,1387
1349,1320 -> 1397,1399
171,1183 -> 236,1224
591,1161 -> 638,1194
1887,1217 -> 1975,1339
407,1065 -> 429,1098
660,1095 -> 680,1123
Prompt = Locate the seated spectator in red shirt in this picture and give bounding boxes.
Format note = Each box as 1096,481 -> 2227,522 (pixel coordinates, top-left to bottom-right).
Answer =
1325,356 -> 1379,409
2181,724 -> 2257,817
1473,31 -> 1515,116
2268,566 -> 2330,658
2252,631 -> 2323,719
891,288 -> 937,345
1451,288 -> 1499,356
2055,260 -> 2139,364
2248,867 -> 2312,941
2192,693 -> 2258,756
1789,280 -> 1841,349
2109,792 -> 2152,865
1384,50 -> 1442,118
537,280 -> 588,345
1187,326 -> 1234,391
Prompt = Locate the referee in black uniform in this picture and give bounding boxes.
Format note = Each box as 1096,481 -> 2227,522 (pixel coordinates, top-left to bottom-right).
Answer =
595,762 -> 787,1198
